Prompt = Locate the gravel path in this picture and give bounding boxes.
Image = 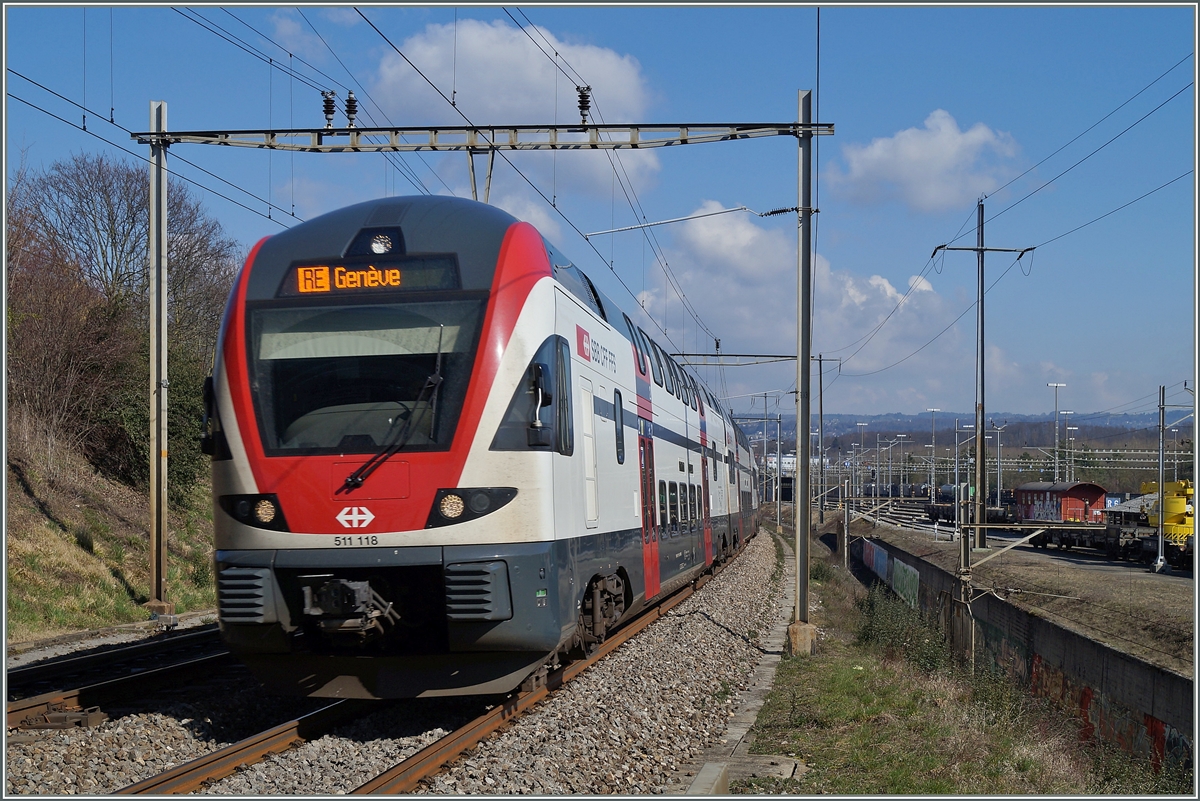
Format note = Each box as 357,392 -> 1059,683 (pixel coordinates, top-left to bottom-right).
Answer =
5,531 -> 782,795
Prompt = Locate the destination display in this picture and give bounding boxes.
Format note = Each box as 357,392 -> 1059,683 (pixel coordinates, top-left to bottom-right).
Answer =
278,255 -> 459,297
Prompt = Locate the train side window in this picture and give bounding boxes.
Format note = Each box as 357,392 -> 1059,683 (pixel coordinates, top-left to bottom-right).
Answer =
640,329 -> 664,387
613,389 -> 625,464
663,353 -> 680,399
622,314 -> 646,376
652,340 -> 675,396
668,482 -> 679,530
555,338 -> 574,456
659,480 -> 667,530
686,374 -> 698,411
689,484 -> 697,520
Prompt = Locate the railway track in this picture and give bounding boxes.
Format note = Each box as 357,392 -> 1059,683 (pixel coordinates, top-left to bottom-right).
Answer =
7,627 -> 233,732
113,569 -> 710,795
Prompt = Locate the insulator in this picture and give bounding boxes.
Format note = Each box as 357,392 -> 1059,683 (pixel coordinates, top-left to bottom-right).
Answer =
345,91 -> 358,129
576,85 -> 591,125
322,90 -> 337,129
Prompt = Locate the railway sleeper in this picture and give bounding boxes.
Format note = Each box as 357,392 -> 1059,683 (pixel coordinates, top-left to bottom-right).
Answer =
18,702 -> 107,730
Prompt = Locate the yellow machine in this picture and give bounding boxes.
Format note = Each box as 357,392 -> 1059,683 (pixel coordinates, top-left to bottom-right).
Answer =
1141,479 -> 1195,546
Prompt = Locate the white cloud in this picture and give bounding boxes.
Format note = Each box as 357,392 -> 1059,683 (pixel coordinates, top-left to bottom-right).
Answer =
320,8 -> 360,27
488,190 -> 563,244
268,10 -> 328,63
369,18 -> 660,200
628,201 -> 967,410
826,110 -> 1020,212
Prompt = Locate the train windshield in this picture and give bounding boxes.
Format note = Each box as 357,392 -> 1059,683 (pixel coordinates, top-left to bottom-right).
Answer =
248,297 -> 486,454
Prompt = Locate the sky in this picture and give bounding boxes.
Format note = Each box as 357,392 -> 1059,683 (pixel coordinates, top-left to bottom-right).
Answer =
4,4 -> 1197,424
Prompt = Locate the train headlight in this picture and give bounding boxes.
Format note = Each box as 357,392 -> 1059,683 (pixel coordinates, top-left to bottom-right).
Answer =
468,491 -> 491,514
426,488 -> 518,528
439,493 -> 466,519
219,494 -> 289,531
254,499 -> 278,524
370,234 -> 393,254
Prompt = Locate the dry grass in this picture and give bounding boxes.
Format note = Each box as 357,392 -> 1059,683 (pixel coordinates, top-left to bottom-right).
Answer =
869,522 -> 1194,676
731,519 -> 1192,795
6,432 -> 215,643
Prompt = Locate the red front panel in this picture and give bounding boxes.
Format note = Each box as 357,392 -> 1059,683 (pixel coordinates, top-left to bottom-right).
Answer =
224,222 -> 551,535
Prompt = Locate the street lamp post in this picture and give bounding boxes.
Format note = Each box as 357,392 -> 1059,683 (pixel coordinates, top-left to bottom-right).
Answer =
1171,428 -> 1179,481
927,408 -> 941,499
991,420 -> 1007,505
857,422 -> 868,507
1066,424 -> 1078,482
1048,383 -> 1066,482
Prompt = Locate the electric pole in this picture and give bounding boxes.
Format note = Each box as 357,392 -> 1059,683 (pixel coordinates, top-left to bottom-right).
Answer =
146,101 -> 172,619
933,199 -> 1033,554
812,355 -> 840,523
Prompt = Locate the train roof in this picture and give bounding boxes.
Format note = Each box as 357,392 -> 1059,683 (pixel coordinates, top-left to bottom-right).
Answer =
246,195 -> 519,300
1013,481 -> 1107,494
1107,493 -> 1156,515
247,195 -> 733,430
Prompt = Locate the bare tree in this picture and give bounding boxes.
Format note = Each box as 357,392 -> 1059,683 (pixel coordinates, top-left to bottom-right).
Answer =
7,150 -> 242,497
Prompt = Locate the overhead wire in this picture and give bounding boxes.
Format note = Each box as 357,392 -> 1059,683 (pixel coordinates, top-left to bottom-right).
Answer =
355,7 -> 693,352
7,92 -> 291,227
184,6 -> 440,196
7,69 -> 301,223
506,6 -> 720,346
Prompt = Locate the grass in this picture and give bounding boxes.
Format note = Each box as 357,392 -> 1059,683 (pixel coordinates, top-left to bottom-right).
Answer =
734,524 -> 1193,795
6,444 -> 216,643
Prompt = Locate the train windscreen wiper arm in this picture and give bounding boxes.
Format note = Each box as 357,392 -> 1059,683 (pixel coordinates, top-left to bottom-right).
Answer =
342,326 -> 444,491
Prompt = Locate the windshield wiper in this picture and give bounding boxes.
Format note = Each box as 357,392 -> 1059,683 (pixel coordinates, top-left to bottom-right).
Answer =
342,325 -> 444,491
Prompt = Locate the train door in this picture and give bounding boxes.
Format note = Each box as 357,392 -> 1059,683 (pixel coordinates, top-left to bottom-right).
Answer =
580,376 -> 598,529
699,408 -> 713,566
638,432 -> 661,599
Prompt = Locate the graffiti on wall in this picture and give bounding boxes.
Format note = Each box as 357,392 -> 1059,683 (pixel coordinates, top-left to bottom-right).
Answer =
1030,653 -> 1192,771
892,559 -> 919,609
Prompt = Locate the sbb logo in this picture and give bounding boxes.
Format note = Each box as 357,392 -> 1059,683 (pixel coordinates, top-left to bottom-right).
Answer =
336,506 -> 375,528
576,325 -> 592,362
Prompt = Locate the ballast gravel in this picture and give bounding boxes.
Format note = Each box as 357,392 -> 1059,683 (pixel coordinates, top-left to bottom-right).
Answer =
5,531 -> 783,795
412,533 -> 783,795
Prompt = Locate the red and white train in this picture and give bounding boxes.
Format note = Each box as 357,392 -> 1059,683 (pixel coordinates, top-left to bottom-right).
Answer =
203,195 -> 760,698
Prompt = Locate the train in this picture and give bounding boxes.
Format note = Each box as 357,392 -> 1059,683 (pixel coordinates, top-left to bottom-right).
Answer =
201,195 -> 760,699
923,484 -> 1018,525
922,478 -> 1194,568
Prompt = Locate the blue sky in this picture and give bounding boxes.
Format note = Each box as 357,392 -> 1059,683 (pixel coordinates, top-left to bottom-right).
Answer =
5,4 -> 1196,422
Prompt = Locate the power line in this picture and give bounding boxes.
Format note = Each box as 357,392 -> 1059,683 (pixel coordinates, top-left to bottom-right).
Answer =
507,7 -> 720,344
835,166 -> 1193,381
1033,169 -> 1192,249
354,6 -> 695,353
828,58 -> 1195,359
965,80 -> 1193,237
7,92 -> 291,227
983,52 -> 1193,208
8,69 -> 302,222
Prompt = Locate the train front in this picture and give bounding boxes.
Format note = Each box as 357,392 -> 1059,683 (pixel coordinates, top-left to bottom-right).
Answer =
205,196 -> 559,698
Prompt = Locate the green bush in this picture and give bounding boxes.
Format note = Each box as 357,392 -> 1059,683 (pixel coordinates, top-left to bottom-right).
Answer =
855,583 -> 952,672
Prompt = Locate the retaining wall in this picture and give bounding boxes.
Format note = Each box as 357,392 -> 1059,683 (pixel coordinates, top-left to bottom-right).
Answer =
855,537 -> 1193,770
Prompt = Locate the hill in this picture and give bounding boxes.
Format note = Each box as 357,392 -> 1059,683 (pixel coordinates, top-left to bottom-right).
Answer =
5,442 -> 215,644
